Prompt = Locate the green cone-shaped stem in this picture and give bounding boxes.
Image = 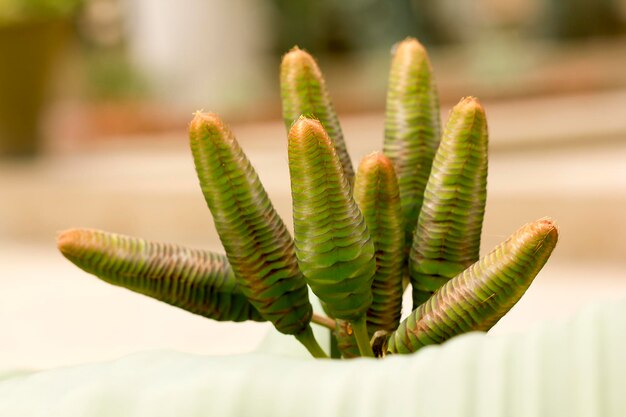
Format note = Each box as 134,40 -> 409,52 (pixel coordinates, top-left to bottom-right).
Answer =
409,96 -> 488,308
354,152 -> 404,336
383,38 -> 441,245
281,47 -> 354,186
389,218 -> 558,354
57,228 -> 265,322
288,116 -> 375,321
189,112 -> 313,337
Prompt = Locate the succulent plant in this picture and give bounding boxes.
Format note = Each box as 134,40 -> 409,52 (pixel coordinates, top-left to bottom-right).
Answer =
57,38 -> 558,359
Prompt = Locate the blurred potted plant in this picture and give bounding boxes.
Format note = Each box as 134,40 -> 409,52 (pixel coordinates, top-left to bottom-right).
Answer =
0,0 -> 80,157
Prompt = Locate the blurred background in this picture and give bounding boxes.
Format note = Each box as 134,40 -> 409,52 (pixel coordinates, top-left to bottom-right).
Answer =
1,0 -> 626,370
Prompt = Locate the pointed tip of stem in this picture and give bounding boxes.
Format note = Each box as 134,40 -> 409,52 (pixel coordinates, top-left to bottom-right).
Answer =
396,36 -> 425,50
457,96 -> 484,112
526,217 -> 559,243
536,216 -> 558,229
358,151 -> 394,173
446,96 -> 487,126
392,37 -> 427,57
282,46 -> 311,61
56,228 -> 75,248
188,112 -> 234,151
57,228 -> 87,255
289,116 -> 327,143
281,46 -> 319,73
189,111 -> 223,132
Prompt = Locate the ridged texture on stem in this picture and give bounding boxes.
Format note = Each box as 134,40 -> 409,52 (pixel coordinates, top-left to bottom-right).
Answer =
57,228 -> 265,322
383,38 -> 441,243
333,319 -> 360,359
409,96 -> 488,308
354,152 -> 404,335
389,218 -> 558,354
289,116 -> 375,321
281,47 -> 354,185
190,112 -> 312,335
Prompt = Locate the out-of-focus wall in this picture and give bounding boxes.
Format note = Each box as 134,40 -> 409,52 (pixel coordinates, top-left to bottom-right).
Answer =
118,0 -> 626,116
123,0 -> 274,110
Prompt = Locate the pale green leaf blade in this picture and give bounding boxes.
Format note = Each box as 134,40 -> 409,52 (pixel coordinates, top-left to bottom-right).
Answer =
5,294 -> 626,416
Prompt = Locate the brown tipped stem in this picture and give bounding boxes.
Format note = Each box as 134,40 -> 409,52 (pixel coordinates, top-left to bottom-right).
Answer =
281,48 -> 354,185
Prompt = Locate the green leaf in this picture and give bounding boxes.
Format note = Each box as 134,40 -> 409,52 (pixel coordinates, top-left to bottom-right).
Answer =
354,152 -> 404,335
57,228 -> 265,323
4,296 -> 626,415
189,112 -> 312,336
409,96 -> 488,308
383,38 -> 441,244
288,116 -> 375,322
389,218 -> 558,354
281,47 -> 354,186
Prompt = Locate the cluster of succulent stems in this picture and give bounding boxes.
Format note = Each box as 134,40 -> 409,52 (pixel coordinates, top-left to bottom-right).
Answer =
58,38 -> 558,360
